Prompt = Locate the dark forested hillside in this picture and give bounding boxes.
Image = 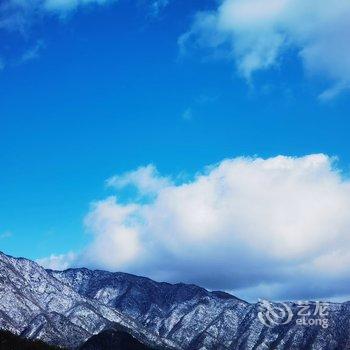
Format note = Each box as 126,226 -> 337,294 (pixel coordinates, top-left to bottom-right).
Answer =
80,329 -> 153,350
0,330 -> 59,350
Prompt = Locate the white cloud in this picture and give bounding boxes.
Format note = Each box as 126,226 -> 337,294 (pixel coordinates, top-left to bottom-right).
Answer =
2,0 -> 116,17
0,0 -> 166,36
0,0 -> 168,29
43,0 -> 116,13
48,154 -> 350,301
83,197 -> 142,269
21,40 -> 44,63
37,252 -> 76,270
182,108 -> 193,121
107,164 -> 172,196
180,0 -> 350,98
0,231 -> 12,239
0,0 -> 169,65
149,0 -> 169,16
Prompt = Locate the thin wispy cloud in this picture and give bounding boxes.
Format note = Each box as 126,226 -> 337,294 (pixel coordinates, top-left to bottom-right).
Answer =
180,0 -> 350,99
0,231 -> 12,239
0,0 -> 168,32
0,0 -> 117,33
182,107 -> 193,121
181,94 -> 218,121
20,41 -> 44,63
0,0 -> 169,66
149,0 -> 169,17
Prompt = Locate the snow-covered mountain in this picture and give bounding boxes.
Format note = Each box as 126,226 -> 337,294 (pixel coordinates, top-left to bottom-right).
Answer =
0,251 -> 176,349
1,251 -> 350,349
49,268 -> 350,349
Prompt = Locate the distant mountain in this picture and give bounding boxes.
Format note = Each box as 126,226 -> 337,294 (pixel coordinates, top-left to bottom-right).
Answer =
1,251 -> 350,349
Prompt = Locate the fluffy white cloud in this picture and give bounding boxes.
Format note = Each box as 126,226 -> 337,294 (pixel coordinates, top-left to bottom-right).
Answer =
42,155 -> 350,301
83,198 -> 142,269
107,164 -> 172,196
180,0 -> 350,98
37,252 -> 76,270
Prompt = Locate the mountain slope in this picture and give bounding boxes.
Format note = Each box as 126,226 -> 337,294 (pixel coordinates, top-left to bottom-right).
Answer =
0,252 -> 177,349
49,268 -> 249,348
50,268 -> 350,350
2,251 -> 350,349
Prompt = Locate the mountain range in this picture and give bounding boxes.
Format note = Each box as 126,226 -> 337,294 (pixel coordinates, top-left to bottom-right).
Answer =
1,251 -> 349,349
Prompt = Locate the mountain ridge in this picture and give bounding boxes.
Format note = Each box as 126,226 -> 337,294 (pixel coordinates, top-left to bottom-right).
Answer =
1,251 -> 350,349
0,251 -> 177,349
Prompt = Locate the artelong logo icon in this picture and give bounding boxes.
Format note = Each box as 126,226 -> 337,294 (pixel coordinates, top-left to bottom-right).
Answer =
258,300 -> 329,329
258,300 -> 293,327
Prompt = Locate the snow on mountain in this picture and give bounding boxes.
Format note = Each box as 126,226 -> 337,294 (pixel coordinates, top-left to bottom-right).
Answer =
0,251 -> 177,349
49,267 -> 350,349
1,251 -> 350,349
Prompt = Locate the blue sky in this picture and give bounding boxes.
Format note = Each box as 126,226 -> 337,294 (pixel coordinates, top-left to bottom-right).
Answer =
2,0 -> 350,300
